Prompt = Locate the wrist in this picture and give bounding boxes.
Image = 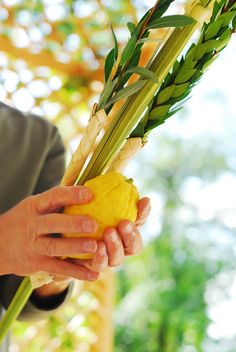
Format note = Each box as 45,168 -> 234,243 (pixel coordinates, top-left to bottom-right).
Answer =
33,278 -> 72,298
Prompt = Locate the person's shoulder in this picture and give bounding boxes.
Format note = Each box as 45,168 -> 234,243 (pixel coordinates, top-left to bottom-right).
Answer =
0,102 -> 56,134
0,102 -> 64,155
0,102 -> 63,149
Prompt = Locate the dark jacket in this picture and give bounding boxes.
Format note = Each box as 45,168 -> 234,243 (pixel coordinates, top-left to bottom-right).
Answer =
0,103 -> 73,351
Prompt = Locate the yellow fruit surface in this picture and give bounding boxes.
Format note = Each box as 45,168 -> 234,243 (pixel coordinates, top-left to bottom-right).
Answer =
63,172 -> 139,259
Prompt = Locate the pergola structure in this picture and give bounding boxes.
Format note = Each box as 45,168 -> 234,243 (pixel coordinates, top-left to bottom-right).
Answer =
0,1 -> 161,145
0,1 -> 171,351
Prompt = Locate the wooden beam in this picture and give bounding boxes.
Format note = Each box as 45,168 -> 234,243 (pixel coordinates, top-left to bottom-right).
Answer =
0,36 -> 104,80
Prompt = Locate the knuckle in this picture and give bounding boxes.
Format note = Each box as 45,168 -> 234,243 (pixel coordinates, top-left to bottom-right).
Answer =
45,239 -> 56,256
33,217 -> 41,235
47,187 -> 59,209
22,195 -> 36,213
42,216 -> 53,234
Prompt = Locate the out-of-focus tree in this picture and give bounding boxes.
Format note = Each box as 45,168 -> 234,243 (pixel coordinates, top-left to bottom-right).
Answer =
0,0 -> 235,351
114,38 -> 236,352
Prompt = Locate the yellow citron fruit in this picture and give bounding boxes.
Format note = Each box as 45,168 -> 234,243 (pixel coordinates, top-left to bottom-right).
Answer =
63,172 -> 139,259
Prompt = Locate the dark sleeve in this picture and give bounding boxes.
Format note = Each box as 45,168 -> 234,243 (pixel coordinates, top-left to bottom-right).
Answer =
0,275 -> 74,322
0,123 -> 74,321
33,124 -> 66,194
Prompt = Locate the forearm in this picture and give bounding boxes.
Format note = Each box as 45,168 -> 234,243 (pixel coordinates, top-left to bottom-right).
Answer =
33,277 -> 73,298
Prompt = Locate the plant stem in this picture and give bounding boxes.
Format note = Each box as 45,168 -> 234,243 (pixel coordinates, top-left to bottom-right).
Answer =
0,277 -> 32,345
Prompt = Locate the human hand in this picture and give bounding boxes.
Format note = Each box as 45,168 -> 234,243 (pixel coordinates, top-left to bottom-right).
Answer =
73,197 -> 151,272
34,196 -> 151,298
0,186 -> 101,281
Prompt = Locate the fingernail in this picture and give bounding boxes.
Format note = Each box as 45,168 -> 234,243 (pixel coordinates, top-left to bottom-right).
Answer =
83,240 -> 97,252
100,245 -> 107,256
123,222 -> 133,234
108,230 -> 118,243
79,187 -> 92,201
128,230 -> 137,238
82,219 -> 95,232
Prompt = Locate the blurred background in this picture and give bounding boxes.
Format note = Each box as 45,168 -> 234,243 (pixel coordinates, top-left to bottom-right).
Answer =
0,0 -> 236,351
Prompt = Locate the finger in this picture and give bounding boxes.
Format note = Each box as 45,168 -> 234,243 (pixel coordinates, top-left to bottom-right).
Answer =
135,197 -> 151,227
72,241 -> 108,273
32,186 -> 94,214
34,213 -> 98,235
103,228 -> 125,267
118,220 -> 143,256
34,237 -> 98,257
38,257 -> 99,281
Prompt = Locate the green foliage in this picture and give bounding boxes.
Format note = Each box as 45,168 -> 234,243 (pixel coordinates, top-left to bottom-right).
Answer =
124,67 -> 159,83
105,49 -> 116,82
131,0 -> 235,139
147,15 -> 195,30
105,80 -> 147,108
204,20 -> 223,40
120,33 -> 139,67
104,27 -> 119,82
156,85 -> 175,104
115,112 -> 236,350
97,0 -> 194,111
127,22 -> 136,35
149,105 -> 171,120
175,68 -> 197,84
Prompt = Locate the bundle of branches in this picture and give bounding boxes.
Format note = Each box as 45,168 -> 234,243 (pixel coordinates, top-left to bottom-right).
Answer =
0,0 -> 235,346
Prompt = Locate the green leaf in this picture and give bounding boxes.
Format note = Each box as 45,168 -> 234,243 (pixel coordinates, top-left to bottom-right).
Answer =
120,33 -> 138,67
191,70 -> 203,83
117,48 -> 142,88
211,0 -> 225,22
186,45 -> 197,61
98,77 -> 118,109
104,48 -> 115,82
218,11 -> 236,27
111,26 -> 118,61
157,85 -> 175,104
204,20 -> 223,40
146,106 -> 182,132
147,15 -> 195,30
138,37 -> 163,44
126,48 -> 142,70
145,117 -> 166,132
175,69 -> 197,84
232,13 -> 236,30
105,80 -> 147,107
206,39 -> 221,52
172,82 -> 190,97
130,108 -> 150,138
127,22 -> 136,35
195,42 -> 210,60
125,67 -> 159,83
164,106 -> 183,120
216,28 -> 232,51
172,60 -> 182,76
181,59 -> 197,70
202,56 -> 218,71
232,0 -> 236,10
150,0 -> 175,21
149,104 -> 171,120
133,8 -> 151,37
